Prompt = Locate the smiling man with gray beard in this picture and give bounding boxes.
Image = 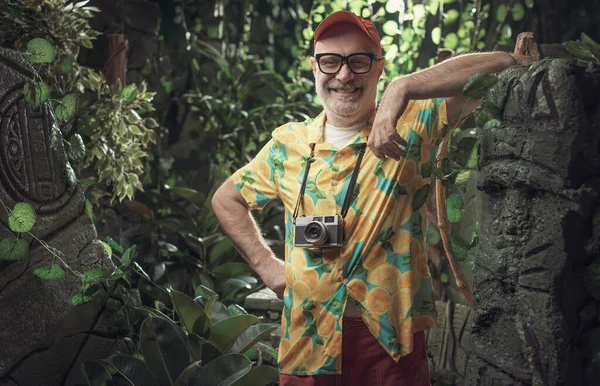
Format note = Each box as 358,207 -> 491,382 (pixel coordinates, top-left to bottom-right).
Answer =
212,10 -> 529,386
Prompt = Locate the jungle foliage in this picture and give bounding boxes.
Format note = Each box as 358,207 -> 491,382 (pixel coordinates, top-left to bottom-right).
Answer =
2,0 -> 597,383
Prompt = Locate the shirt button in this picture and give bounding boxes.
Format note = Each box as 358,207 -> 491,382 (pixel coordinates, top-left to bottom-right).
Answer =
342,278 -> 349,284
332,180 -> 338,186
335,315 -> 340,321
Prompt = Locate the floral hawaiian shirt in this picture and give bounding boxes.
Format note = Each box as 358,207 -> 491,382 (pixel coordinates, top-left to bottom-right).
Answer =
231,98 -> 450,375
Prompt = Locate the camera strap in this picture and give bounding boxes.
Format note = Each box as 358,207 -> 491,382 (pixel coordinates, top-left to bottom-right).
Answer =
292,143 -> 367,223
341,144 -> 366,218
292,143 -> 316,224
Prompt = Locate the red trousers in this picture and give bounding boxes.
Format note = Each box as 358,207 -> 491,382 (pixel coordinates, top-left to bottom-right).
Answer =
279,317 -> 431,386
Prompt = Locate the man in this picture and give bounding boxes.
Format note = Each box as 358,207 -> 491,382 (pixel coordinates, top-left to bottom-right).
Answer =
212,10 -> 522,386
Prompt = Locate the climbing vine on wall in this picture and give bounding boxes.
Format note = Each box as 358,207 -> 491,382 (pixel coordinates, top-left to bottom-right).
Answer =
0,1 -> 158,207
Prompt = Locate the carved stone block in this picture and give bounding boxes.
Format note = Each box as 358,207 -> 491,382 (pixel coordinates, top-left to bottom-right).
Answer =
0,47 -> 126,385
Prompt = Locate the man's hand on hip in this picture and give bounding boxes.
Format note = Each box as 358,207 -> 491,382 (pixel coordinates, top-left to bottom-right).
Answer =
254,255 -> 286,299
368,81 -> 409,161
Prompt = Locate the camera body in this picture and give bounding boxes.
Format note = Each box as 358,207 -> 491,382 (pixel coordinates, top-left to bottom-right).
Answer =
294,214 -> 344,248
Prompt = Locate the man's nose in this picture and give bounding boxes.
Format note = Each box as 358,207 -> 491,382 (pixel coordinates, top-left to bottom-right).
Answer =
335,62 -> 355,83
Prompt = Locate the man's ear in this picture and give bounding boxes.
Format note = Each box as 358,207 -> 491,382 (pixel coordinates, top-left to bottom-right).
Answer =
311,56 -> 317,78
377,58 -> 386,77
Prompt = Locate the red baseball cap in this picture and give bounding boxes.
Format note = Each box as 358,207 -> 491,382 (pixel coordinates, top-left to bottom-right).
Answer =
313,11 -> 382,54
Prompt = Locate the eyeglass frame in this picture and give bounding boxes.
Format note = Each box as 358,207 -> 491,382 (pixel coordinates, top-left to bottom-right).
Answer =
314,52 -> 384,75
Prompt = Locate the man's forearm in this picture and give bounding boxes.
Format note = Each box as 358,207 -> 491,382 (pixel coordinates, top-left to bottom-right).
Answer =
391,51 -> 517,100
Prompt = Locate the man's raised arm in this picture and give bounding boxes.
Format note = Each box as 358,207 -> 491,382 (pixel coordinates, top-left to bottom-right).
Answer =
211,178 -> 286,298
369,51 -> 518,160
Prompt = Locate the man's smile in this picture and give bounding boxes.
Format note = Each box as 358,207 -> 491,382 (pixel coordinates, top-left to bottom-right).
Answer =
329,87 -> 362,97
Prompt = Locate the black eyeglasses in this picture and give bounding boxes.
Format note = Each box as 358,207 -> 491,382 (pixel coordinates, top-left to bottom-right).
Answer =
314,52 -> 383,75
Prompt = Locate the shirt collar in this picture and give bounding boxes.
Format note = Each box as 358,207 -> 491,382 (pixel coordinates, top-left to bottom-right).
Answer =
307,109 -> 377,147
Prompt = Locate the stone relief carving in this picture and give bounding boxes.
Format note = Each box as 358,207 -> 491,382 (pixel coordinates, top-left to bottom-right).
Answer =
0,47 -> 127,386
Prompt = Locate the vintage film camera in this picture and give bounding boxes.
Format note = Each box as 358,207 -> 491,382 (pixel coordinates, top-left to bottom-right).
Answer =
292,144 -> 366,249
294,214 -> 344,248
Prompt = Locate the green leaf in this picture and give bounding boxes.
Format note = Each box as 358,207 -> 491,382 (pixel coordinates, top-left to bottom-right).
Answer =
223,278 -> 251,289
33,263 -> 65,279
23,81 -> 50,108
55,94 -> 78,121
56,55 -> 74,74
102,241 -> 112,258
81,268 -> 110,282
69,134 -> 86,162
140,316 -> 189,385
105,236 -> 124,254
209,238 -> 236,267
27,37 -> 55,63
0,238 -> 29,261
231,324 -> 277,354
199,336 -> 224,363
121,84 -> 138,104
466,260 -> 475,272
143,117 -> 160,128
8,202 -> 36,233
136,306 -> 186,342
412,184 -> 431,212
443,33 -> 459,50
454,170 -> 472,185
208,314 -> 261,353
444,9 -> 460,24
212,262 -> 252,281
425,225 -> 441,245
85,200 -> 94,222
171,289 -> 209,335
449,235 -> 470,261
581,33 -> 600,47
103,354 -> 158,386
230,365 -> 279,386
496,4 -> 507,22
483,119 -> 501,129
173,361 -> 202,386
187,333 -> 204,362
383,20 -> 399,36
210,300 -> 231,324
463,73 -> 499,99
431,27 -> 441,45
170,187 -> 206,207
189,353 -> 253,386
227,304 -> 248,317
440,272 -> 449,284
121,245 -> 135,266
71,292 -> 96,306
511,3 -> 525,21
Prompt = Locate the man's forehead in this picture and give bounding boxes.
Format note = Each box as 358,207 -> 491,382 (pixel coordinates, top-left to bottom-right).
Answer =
314,23 -> 378,53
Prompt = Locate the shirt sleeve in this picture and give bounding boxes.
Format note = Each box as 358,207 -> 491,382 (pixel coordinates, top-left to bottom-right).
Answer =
395,98 -> 449,146
230,137 -> 282,210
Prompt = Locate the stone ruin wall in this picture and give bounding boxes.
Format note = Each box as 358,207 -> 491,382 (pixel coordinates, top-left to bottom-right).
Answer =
466,59 -> 600,385
0,48 -> 128,386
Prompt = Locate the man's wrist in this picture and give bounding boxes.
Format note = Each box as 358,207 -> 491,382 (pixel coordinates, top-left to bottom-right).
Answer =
251,250 -> 281,272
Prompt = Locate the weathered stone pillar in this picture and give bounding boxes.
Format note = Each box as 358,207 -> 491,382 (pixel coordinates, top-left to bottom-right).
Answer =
0,48 -> 128,385
466,59 -> 600,385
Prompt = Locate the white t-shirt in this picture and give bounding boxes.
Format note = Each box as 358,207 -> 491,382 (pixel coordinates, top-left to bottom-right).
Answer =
324,122 -> 363,148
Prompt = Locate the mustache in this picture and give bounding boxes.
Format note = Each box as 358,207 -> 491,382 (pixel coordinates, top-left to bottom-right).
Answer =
326,80 -> 362,90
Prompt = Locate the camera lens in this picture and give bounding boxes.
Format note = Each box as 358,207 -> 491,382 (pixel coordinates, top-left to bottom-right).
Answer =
304,221 -> 328,246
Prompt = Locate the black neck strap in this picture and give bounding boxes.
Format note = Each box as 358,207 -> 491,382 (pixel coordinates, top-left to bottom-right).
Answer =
341,144 -> 366,218
292,143 -> 366,223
